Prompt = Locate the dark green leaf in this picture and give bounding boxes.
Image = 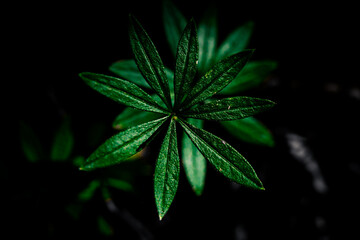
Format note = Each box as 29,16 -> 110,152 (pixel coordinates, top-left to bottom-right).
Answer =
216,21 -> 254,61
98,216 -> 113,236
221,117 -> 275,147
174,18 -> 199,109
80,72 -> 168,114
112,107 -> 162,130
182,96 -> 275,121
19,121 -> 44,162
198,6 -> 218,74
180,50 -> 254,111
81,117 -> 168,171
154,118 -> 180,220
109,59 -> 150,88
129,15 -> 172,110
179,118 -> 264,190
182,118 -> 206,195
50,117 -> 74,161
78,180 -> 101,202
107,178 -> 134,192
162,0 -> 187,57
220,60 -> 278,94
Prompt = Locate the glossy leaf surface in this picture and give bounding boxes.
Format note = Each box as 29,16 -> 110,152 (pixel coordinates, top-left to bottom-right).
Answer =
162,0 -> 187,57
129,15 -> 172,109
81,117 -> 168,170
198,6 -> 217,74
80,72 -> 168,114
180,50 -> 254,110
221,60 -> 278,94
216,21 -> 254,61
183,96 -> 275,121
179,119 -> 264,190
174,18 -> 199,109
154,119 -> 180,220
221,117 -> 275,147
182,118 -> 206,195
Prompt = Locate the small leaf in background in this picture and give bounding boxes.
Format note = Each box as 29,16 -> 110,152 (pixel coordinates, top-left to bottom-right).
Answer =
107,178 -> 134,192
50,117 -> 74,161
180,50 -> 254,110
182,118 -> 206,195
221,117 -> 275,147
183,96 -> 275,121
216,21 -> 254,61
19,121 -> 45,163
129,14 -> 172,110
198,6 -> 218,74
162,0 -> 187,57
78,180 -> 101,202
154,119 -> 180,220
112,107 -> 162,130
80,72 -> 169,114
220,60 -> 278,94
174,18 -> 199,109
109,59 -> 151,89
179,119 -> 264,190
81,117 -> 168,171
98,216 -> 113,236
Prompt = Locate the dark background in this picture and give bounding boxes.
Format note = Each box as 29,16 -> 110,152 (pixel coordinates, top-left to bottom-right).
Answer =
5,0 -> 359,239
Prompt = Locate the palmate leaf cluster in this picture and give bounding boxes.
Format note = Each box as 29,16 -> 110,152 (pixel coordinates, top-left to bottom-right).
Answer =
79,13 -> 275,219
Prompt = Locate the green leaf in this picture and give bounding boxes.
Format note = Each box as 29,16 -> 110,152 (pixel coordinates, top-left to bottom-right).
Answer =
182,118 -> 206,195
162,0 -> 187,57
80,72 -> 168,114
78,180 -> 101,202
198,6 -> 218,74
50,117 -> 74,161
216,21 -> 254,61
98,216 -> 113,236
107,178 -> 134,192
154,118 -> 180,220
221,117 -> 275,147
182,96 -> 275,121
220,60 -> 278,94
81,116 -> 168,171
180,50 -> 254,111
174,18 -> 199,109
109,59 -> 150,88
19,121 -> 44,163
112,107 -> 162,130
179,118 -> 264,190
129,14 -> 172,110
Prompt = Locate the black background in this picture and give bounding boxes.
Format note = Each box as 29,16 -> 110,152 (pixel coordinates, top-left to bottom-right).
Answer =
5,0 -> 359,239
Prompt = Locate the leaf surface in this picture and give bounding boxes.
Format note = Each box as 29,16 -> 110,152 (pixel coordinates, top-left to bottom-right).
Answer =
179,119 -> 264,189
180,50 -> 254,110
181,118 -> 206,195
81,117 -> 168,170
162,0 -> 187,57
50,117 -> 74,161
154,119 -> 180,220
19,121 -> 44,162
221,117 -> 274,147
129,15 -> 172,109
198,6 -> 217,74
112,107 -> 161,130
220,60 -> 278,94
174,18 -> 198,109
182,96 -> 275,121
80,72 -> 168,114
216,21 -> 254,61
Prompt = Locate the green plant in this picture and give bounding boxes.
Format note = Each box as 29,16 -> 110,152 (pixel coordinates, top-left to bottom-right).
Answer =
110,1 -> 277,196
79,14 -> 275,220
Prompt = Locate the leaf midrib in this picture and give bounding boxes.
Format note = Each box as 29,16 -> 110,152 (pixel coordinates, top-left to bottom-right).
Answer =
181,120 -> 255,185
185,103 -> 273,116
